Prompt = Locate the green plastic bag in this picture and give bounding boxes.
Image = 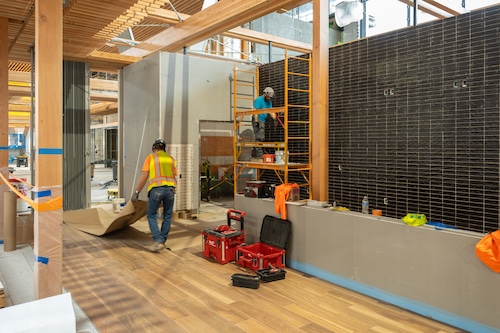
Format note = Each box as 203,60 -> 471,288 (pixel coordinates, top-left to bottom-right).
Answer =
402,213 -> 427,227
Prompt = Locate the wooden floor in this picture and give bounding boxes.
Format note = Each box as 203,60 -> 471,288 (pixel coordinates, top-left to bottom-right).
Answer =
62,201 -> 464,333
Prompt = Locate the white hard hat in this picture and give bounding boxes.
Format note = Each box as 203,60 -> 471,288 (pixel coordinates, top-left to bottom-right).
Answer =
263,87 -> 274,98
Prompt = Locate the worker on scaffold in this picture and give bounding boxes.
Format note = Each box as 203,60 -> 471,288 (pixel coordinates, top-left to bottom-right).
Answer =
251,86 -> 277,162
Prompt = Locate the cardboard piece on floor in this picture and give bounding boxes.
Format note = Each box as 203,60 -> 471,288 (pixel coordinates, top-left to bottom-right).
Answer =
63,200 -> 147,236
0,292 -> 75,333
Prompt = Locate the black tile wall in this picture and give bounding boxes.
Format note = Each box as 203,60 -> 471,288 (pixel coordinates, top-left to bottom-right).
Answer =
327,6 -> 500,233
259,6 -> 500,232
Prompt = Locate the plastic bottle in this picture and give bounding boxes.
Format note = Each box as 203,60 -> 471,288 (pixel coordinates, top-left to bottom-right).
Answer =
362,196 -> 369,214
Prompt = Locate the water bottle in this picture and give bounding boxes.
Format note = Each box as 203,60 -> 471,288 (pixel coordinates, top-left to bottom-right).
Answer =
362,196 -> 369,214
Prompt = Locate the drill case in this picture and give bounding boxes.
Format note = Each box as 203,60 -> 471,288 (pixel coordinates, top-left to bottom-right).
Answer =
257,267 -> 286,282
236,215 -> 291,272
202,209 -> 246,264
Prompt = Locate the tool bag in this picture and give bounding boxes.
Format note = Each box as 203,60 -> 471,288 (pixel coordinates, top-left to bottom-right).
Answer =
475,230 -> 500,273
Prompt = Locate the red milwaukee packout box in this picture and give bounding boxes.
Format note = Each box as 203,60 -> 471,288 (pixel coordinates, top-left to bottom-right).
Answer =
202,209 -> 246,264
236,215 -> 291,272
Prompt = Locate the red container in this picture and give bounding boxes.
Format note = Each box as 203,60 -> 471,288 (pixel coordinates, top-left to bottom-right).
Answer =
237,215 -> 291,272
202,209 -> 246,264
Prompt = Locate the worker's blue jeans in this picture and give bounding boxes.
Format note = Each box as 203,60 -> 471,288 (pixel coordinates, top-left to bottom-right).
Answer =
252,118 -> 265,158
147,185 -> 176,244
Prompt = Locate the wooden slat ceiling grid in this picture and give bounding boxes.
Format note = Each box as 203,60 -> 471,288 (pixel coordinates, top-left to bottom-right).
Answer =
1,0 -> 471,129
3,0 -> 472,72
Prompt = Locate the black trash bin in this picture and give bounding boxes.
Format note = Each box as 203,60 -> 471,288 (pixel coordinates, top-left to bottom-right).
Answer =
111,160 -> 118,181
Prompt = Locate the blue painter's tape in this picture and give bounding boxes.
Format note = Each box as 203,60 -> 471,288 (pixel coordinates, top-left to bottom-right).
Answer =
0,240 -> 4,244
38,148 -> 63,155
34,190 -> 52,198
289,260 -> 498,333
36,256 -> 49,265
0,146 -> 8,151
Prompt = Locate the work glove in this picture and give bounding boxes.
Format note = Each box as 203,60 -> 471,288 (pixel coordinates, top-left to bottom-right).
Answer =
131,191 -> 139,202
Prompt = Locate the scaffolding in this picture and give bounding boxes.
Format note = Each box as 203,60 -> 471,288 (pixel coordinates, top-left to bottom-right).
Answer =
232,52 -> 312,199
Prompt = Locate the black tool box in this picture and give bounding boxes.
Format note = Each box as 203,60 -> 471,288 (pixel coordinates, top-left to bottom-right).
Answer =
231,274 -> 261,289
257,267 -> 286,282
202,209 -> 245,264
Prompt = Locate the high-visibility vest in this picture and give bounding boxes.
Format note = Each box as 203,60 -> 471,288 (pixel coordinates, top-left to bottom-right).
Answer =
147,151 -> 177,192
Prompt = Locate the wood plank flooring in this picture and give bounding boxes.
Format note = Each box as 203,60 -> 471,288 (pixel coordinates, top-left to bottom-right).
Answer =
61,202 -> 464,333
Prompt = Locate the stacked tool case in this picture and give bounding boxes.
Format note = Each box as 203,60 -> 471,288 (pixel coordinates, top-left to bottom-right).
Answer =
202,209 -> 246,264
236,215 -> 291,272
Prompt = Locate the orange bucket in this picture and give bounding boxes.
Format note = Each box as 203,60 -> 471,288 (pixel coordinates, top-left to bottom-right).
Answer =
263,154 -> 274,163
372,209 -> 382,216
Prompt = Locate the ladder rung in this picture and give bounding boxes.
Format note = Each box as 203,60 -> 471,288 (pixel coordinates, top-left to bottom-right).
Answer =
288,55 -> 310,61
287,72 -> 309,77
287,88 -> 309,93
235,82 -> 255,87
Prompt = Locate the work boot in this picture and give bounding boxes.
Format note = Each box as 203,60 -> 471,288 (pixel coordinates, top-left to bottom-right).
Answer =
145,242 -> 165,252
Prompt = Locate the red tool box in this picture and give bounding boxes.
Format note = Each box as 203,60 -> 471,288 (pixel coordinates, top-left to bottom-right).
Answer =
201,209 -> 246,264
236,215 -> 291,272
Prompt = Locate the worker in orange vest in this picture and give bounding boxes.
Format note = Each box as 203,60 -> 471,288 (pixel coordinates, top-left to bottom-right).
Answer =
132,138 -> 178,252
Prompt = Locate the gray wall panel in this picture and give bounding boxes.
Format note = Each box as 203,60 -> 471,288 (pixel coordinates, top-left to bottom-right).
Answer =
235,195 -> 500,332
123,52 -> 254,211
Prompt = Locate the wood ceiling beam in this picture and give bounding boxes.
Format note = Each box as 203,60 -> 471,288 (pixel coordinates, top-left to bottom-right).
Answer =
225,27 -> 311,54
8,78 -> 117,100
8,85 -> 31,96
9,104 -> 31,112
146,8 -> 312,54
8,114 -> 30,121
90,78 -> 118,91
398,0 -> 451,19
123,0 -> 310,57
9,71 -> 31,82
90,91 -> 118,102
422,0 -> 466,16
9,122 -> 31,128
87,50 -> 142,65
90,102 -> 118,116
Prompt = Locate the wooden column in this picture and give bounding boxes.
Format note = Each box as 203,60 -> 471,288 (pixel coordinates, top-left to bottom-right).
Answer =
311,0 -> 329,201
241,39 -> 248,60
0,17 -> 9,241
34,0 -> 63,299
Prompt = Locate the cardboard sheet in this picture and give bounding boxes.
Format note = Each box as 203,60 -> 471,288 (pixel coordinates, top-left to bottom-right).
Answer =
63,200 -> 147,236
